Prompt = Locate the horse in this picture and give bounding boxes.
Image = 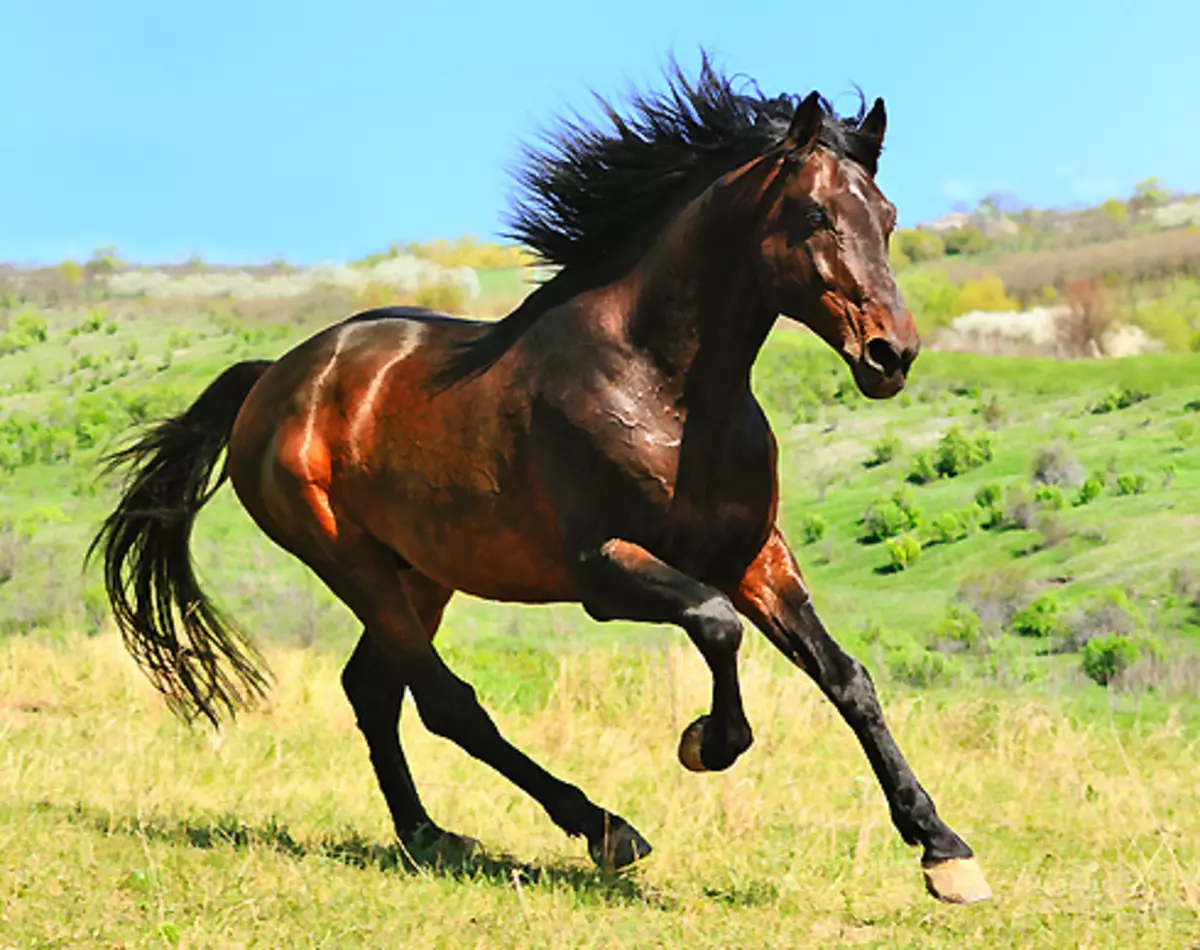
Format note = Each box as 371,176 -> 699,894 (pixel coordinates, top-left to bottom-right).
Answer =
90,58 -> 990,904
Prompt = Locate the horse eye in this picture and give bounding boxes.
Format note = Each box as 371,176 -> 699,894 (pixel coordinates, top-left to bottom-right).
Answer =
806,208 -> 829,230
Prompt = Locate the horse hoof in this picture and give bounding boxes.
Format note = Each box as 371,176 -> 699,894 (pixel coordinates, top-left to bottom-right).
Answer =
402,823 -> 482,862
922,857 -> 992,904
588,814 -> 653,870
678,717 -> 709,772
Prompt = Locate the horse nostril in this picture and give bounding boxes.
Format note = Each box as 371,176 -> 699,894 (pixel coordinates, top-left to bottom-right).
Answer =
866,337 -> 904,378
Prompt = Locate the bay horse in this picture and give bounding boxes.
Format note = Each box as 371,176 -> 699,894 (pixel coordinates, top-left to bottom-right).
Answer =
91,59 -> 990,903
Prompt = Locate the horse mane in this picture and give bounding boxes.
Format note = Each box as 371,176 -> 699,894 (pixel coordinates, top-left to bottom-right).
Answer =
435,53 -> 882,388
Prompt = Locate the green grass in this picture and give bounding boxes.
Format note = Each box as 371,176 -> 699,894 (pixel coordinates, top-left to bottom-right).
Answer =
3,635 -> 1198,948
2,301 -> 1200,945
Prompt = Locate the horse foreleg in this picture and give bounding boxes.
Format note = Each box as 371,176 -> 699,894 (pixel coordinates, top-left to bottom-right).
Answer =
573,538 -> 754,773
732,527 -> 991,904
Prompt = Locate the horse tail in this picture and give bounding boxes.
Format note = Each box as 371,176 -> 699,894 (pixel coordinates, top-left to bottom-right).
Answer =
87,360 -> 274,727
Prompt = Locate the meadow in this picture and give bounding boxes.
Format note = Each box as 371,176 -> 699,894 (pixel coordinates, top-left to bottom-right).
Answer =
2,291 -> 1199,947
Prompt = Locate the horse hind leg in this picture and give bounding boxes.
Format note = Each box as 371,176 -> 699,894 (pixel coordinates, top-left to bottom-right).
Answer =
322,533 -> 651,869
341,572 -> 483,857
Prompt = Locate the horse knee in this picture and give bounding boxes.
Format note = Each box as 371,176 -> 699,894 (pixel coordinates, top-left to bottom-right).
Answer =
413,676 -> 492,743
682,596 -> 743,658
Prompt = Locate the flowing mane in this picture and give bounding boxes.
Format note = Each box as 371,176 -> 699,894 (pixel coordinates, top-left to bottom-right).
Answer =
436,54 -> 882,386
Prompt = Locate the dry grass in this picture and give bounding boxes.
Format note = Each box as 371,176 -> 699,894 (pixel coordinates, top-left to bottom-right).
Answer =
2,634 -> 1198,948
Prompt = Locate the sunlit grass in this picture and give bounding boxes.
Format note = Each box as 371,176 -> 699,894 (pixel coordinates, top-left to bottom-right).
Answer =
3,633 -> 1197,948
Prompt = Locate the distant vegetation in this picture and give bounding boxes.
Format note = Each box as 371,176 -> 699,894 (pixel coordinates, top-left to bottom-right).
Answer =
889,179 -> 1200,356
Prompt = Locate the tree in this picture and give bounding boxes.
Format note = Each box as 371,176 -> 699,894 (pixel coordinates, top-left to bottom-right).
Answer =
944,227 -> 988,256
1134,177 -> 1170,206
1099,198 -> 1129,227
890,229 -> 945,268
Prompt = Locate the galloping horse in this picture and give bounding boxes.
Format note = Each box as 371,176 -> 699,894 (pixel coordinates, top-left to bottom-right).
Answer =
92,60 -> 990,903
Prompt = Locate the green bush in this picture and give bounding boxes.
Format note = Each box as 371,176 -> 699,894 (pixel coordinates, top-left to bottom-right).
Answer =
974,483 -> 1002,508
906,450 -> 938,485
1081,635 -> 1141,686
934,603 -> 983,652
1115,473 -> 1149,496
934,426 -> 994,478
885,534 -> 921,571
884,641 -> 957,687
1074,474 -> 1105,506
0,311 -> 49,354
925,508 -> 976,545
865,433 -> 901,468
1088,386 -> 1151,414
799,512 -> 828,545
897,270 -> 960,333
1010,592 -> 1066,638
1034,484 -> 1066,510
860,489 -> 922,542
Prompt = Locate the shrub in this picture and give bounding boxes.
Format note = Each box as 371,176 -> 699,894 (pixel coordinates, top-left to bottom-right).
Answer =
1089,386 -> 1151,414
1011,592 -> 1067,639
1059,277 -> 1115,357
1065,587 -> 1144,651
1171,419 -> 1196,446
1032,441 -> 1082,486
865,433 -> 901,468
1033,484 -> 1066,510
1081,635 -> 1141,686
933,603 -> 983,653
1115,473 -> 1149,496
885,643 -> 957,687
925,508 -> 976,545
1036,510 -> 1069,548
898,270 -> 960,333
974,483 -> 1002,508
1074,474 -> 1104,506
885,534 -> 921,571
977,394 -> 1006,429
934,426 -> 994,478
799,512 -> 828,545
956,273 -> 1016,313
859,488 -> 922,542
955,564 -> 1032,633
1004,482 -> 1038,529
906,450 -> 938,485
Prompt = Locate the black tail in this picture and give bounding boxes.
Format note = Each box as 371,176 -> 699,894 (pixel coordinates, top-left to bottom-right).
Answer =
87,360 -> 273,727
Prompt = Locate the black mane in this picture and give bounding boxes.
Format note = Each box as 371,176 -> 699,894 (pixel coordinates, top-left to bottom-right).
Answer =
436,54 -> 881,386
508,54 -> 880,268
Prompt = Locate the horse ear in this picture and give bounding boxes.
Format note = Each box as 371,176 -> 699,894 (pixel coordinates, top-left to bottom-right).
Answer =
859,97 -> 887,147
784,91 -> 824,151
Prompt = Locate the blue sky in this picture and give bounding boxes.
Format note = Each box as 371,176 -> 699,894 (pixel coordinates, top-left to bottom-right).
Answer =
2,0 -> 1198,265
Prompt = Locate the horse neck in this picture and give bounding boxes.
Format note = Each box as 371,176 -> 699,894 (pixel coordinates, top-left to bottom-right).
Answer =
621,159 -> 781,418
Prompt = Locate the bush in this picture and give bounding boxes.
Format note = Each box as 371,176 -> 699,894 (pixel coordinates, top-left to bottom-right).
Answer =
1032,441 -> 1082,486
859,488 -> 922,543
905,450 -> 938,485
955,564 -> 1032,633
884,643 -> 957,687
974,483 -> 1002,508
865,433 -> 901,468
799,512 -> 828,545
956,273 -> 1016,313
897,270 -> 960,333
1034,484 -> 1066,510
925,508 -> 976,545
934,426 -> 994,479
944,227 -> 987,256
1065,587 -> 1144,651
933,603 -> 983,653
1081,635 -> 1141,686
1074,474 -> 1104,506
885,534 -> 921,571
1089,386 -> 1151,414
1004,483 -> 1038,529
1011,592 -> 1067,639
1115,473 -> 1149,496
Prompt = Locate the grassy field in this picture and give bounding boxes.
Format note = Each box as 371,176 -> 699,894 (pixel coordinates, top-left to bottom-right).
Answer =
4,635 -> 1198,948
2,295 -> 1200,946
